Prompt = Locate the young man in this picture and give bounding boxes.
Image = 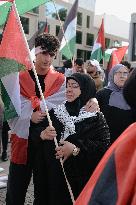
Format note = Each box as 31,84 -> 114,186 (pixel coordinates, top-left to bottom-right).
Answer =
6,33 -> 99,205
74,58 -> 86,74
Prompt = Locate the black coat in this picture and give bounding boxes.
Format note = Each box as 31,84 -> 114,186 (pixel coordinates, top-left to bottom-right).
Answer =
96,88 -> 136,143
29,109 -> 110,205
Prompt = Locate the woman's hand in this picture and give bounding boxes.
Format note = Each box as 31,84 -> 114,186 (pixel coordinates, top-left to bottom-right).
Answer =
40,126 -> 57,140
31,111 -> 46,123
55,140 -> 76,162
85,98 -> 100,112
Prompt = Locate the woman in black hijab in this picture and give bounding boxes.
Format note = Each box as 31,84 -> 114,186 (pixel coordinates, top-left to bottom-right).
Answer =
30,73 -> 110,205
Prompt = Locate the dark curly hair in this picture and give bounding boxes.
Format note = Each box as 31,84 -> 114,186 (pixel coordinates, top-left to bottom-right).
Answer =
35,33 -> 60,54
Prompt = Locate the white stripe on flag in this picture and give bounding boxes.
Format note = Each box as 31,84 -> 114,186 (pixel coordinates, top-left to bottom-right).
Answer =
60,18 -> 77,50
8,95 -> 33,139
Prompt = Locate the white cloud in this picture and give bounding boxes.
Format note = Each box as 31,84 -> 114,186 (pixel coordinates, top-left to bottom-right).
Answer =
95,0 -> 136,22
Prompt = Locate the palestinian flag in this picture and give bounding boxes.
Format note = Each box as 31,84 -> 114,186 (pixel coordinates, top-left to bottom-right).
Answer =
59,0 -> 78,60
75,122 -> 136,205
0,0 -> 50,26
107,46 -> 128,72
90,18 -> 105,62
104,48 -> 117,62
0,5 -> 32,121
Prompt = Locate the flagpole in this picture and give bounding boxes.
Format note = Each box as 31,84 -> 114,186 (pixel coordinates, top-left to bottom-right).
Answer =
102,14 -> 105,70
12,1 -> 75,203
52,0 -> 73,65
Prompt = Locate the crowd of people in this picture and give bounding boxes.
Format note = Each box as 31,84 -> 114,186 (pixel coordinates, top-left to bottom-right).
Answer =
0,32 -> 135,205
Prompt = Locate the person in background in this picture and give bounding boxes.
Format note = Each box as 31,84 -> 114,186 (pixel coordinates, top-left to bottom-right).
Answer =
86,59 -> 105,90
1,121 -> 10,161
74,58 -> 86,74
96,64 -> 136,144
120,60 -> 131,71
57,59 -> 73,75
30,73 -> 110,204
120,60 -> 135,74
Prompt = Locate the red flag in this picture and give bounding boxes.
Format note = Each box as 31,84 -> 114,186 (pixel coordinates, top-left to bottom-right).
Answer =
98,18 -> 105,52
0,5 -> 32,70
107,46 -> 128,72
90,18 -> 105,62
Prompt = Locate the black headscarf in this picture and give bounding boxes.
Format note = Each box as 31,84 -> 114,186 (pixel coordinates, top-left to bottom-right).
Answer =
65,73 -> 96,116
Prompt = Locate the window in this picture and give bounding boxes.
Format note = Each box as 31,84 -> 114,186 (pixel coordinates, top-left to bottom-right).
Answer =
86,33 -> 94,46
77,49 -> 84,59
46,2 -> 67,21
105,38 -> 110,48
77,12 -> 82,26
76,31 -> 82,44
86,16 -> 90,28
29,7 -> 39,14
20,16 -> 29,34
56,25 -> 60,36
84,50 -> 91,61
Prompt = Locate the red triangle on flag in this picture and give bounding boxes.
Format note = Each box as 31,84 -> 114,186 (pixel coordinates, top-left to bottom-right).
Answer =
107,46 -> 128,71
0,5 -> 32,69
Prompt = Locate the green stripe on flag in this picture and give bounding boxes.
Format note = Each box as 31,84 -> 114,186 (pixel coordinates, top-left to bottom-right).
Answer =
61,36 -> 76,59
0,58 -> 25,79
0,2 -> 11,26
90,48 -> 103,62
0,80 -> 18,121
0,0 -> 50,26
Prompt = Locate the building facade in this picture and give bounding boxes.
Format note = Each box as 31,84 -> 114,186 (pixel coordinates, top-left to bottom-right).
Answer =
0,0 -> 130,67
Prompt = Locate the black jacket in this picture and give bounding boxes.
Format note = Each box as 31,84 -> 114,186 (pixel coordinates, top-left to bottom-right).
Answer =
29,109 -> 110,204
96,88 -> 136,143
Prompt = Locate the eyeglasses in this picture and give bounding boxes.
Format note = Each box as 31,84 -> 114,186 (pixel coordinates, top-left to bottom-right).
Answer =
67,83 -> 80,89
115,71 -> 129,77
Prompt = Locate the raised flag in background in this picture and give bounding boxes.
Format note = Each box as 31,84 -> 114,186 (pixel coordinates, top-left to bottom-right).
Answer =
0,0 -> 50,26
0,5 -> 32,121
44,18 -> 49,33
59,0 -> 78,60
107,46 -> 128,72
90,18 -> 105,62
